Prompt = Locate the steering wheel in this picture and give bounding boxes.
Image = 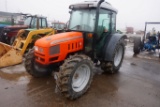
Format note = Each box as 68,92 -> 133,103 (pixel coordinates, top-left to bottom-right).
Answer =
70,24 -> 92,31
82,24 -> 92,31
70,25 -> 81,30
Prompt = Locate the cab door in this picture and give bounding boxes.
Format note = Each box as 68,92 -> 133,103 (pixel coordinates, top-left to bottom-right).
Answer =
96,9 -> 112,56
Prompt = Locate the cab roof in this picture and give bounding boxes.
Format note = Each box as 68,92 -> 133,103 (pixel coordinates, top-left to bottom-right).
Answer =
69,1 -> 118,13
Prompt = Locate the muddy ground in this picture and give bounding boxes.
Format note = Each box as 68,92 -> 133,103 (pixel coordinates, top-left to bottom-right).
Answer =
0,44 -> 160,107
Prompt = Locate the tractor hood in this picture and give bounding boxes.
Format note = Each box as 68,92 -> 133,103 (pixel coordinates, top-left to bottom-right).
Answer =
35,32 -> 83,47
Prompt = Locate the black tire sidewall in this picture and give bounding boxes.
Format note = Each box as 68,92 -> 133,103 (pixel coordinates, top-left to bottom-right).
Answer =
25,49 -> 50,77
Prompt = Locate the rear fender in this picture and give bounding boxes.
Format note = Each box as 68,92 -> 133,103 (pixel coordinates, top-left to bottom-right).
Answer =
103,33 -> 126,61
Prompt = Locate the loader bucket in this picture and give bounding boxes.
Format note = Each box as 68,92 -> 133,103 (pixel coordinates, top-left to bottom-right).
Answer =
0,42 -> 22,68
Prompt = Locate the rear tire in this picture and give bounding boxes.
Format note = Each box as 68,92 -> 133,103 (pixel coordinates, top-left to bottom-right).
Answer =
101,39 -> 125,73
133,37 -> 142,55
25,48 -> 51,77
55,54 -> 94,100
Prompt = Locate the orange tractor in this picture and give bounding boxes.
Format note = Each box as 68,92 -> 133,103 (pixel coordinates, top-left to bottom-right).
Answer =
25,0 -> 126,99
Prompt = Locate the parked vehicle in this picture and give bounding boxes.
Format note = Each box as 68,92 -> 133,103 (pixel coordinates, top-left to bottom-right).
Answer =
25,0 -> 126,100
133,22 -> 160,58
0,16 -> 55,68
0,14 -> 48,45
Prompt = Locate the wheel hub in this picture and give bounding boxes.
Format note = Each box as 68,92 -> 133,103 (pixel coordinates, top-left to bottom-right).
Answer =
74,73 -> 79,79
72,64 -> 91,92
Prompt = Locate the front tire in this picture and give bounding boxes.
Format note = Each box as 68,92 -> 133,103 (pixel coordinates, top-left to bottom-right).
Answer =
24,49 -> 51,77
56,54 -> 94,100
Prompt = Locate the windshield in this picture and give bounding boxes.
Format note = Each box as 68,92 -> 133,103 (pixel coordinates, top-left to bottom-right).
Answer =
69,9 -> 96,32
24,17 -> 32,26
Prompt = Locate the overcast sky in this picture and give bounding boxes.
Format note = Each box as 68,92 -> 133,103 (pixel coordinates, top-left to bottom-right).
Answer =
0,0 -> 160,31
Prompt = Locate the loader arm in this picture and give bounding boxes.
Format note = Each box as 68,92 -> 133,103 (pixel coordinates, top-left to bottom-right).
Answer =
0,28 -> 55,68
13,28 -> 55,55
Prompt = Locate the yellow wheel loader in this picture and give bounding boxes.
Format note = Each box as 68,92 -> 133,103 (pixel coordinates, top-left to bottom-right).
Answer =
0,15 -> 55,68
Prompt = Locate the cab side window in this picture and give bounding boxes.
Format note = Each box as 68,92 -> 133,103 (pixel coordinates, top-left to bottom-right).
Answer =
42,18 -> 47,28
97,9 -> 111,37
39,19 -> 42,27
30,17 -> 37,28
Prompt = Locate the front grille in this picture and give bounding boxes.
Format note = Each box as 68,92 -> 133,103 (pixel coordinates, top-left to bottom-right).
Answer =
50,45 -> 60,55
49,56 -> 58,62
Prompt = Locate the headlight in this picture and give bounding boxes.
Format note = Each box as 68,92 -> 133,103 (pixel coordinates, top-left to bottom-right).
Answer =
34,46 -> 38,51
34,46 -> 44,53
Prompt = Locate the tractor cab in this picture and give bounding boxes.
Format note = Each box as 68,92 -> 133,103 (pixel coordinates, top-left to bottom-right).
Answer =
24,15 -> 48,29
68,1 -> 118,57
68,1 -> 117,34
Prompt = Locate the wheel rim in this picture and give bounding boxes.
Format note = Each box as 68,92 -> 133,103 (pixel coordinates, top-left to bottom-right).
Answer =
72,64 -> 91,92
114,45 -> 123,67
